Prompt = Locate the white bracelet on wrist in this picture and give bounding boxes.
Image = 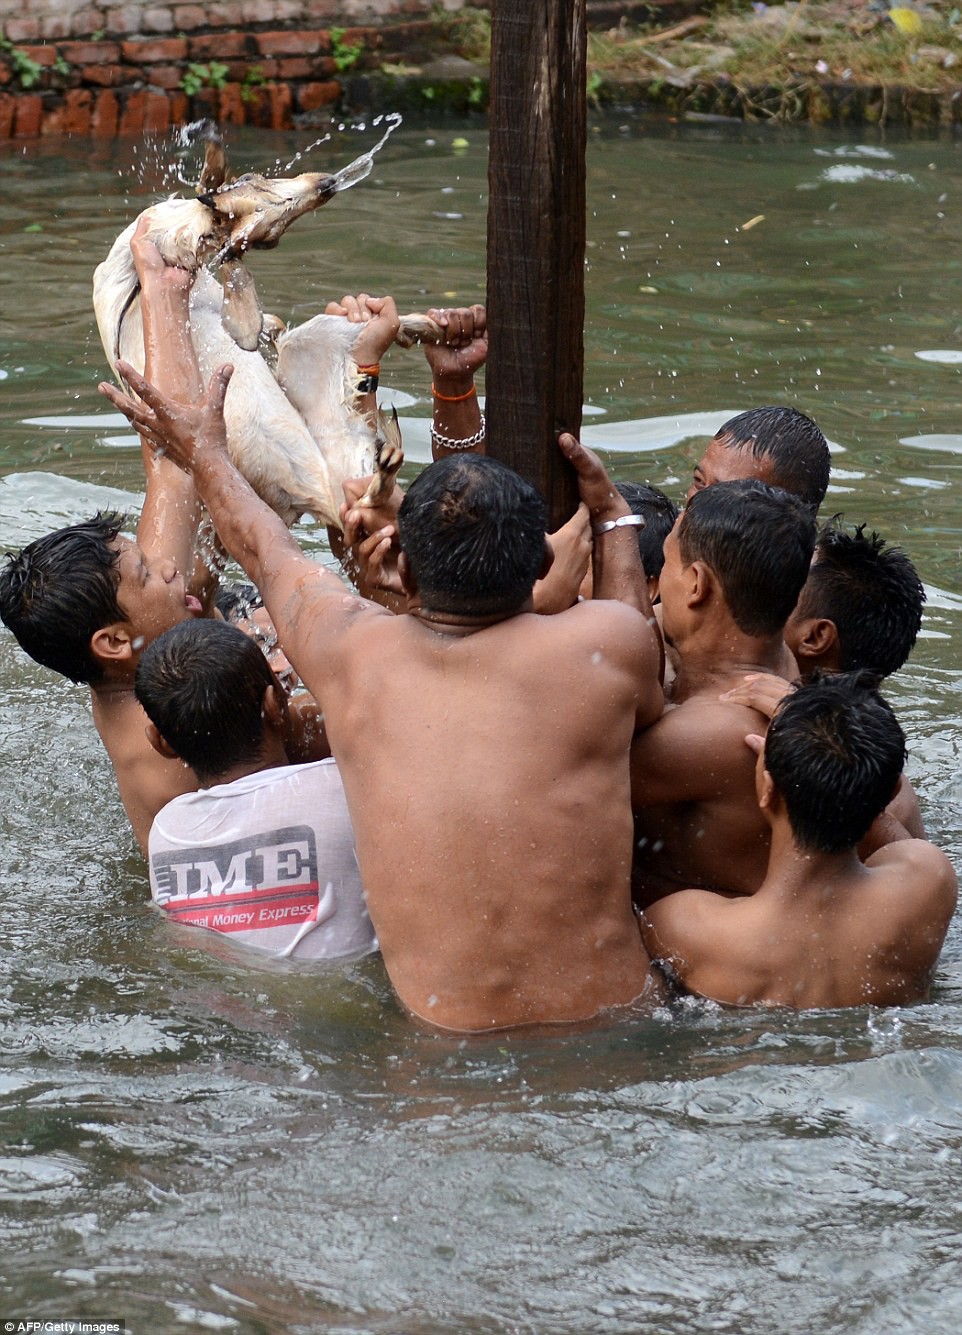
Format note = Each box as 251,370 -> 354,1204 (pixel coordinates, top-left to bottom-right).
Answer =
592,513 -> 647,535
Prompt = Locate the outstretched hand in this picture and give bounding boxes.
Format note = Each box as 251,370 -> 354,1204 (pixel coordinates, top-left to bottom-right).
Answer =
99,360 -> 234,474
557,432 -> 629,522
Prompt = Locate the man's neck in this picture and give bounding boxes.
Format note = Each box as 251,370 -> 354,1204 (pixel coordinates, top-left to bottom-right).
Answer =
409,603 -> 524,637
758,817 -> 864,901
670,624 -> 789,703
90,675 -> 137,705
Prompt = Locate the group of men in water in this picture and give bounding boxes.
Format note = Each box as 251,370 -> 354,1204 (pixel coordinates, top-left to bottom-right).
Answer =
0,225 -> 956,1031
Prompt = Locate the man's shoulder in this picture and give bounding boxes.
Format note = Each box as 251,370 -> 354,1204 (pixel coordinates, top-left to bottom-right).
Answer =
640,691 -> 761,749
550,596 -> 660,656
642,886 -> 745,958
868,838 -> 959,906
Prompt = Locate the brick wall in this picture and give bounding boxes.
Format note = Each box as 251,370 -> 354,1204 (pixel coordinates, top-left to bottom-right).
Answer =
0,2 -> 457,43
0,0 -> 479,136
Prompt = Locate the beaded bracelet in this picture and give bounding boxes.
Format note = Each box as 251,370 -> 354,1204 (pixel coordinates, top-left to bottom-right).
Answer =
430,413 -> 487,451
432,383 -> 477,403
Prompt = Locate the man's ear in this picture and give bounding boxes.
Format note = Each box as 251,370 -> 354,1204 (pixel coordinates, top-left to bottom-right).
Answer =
397,550 -> 418,600
539,537 -> 555,582
90,622 -> 134,666
795,617 -> 839,663
146,721 -> 179,760
262,682 -> 288,731
688,560 -> 712,609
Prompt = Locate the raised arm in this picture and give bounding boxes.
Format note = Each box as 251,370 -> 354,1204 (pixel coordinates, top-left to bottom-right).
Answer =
558,433 -> 658,627
99,359 -> 383,692
424,305 -> 487,458
130,219 -> 207,585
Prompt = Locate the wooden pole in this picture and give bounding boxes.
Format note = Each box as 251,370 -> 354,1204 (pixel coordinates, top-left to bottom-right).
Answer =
485,0 -> 586,528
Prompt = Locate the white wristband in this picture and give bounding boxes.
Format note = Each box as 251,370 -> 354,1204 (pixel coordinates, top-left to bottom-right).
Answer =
592,513 -> 647,535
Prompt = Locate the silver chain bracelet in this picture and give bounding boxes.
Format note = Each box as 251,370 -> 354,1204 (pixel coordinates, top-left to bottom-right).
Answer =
430,412 -> 487,451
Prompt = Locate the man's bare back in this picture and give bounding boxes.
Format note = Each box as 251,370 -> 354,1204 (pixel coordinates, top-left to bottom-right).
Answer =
321,597 -> 661,1029
643,839 -> 957,1008
641,673 -> 957,1008
101,329 -> 666,1032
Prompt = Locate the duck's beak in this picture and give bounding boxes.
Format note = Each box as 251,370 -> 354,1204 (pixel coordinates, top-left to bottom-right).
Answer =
201,171 -> 339,263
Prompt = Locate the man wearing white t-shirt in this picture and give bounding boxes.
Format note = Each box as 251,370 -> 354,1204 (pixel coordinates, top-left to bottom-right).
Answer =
135,618 -> 375,961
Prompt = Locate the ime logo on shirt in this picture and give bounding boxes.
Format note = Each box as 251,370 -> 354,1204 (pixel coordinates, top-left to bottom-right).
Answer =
152,825 -> 319,907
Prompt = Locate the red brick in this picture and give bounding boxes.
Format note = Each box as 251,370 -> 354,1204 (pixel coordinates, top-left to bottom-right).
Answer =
62,41 -> 122,65
208,2 -> 246,25
169,91 -> 191,124
40,17 -> 72,41
14,94 -> 44,137
256,30 -> 323,58
92,89 -> 120,137
141,8 -> 175,36
172,5 -> 209,28
20,46 -> 59,69
298,81 -> 341,112
190,87 -> 220,118
267,82 -> 292,129
0,66 -> 10,88
119,90 -> 147,134
143,91 -> 171,132
71,8 -> 104,36
189,33 -> 249,61
250,57 -> 279,79
4,20 -> 41,43
246,81 -> 292,130
42,102 -> 66,136
84,66 -> 129,89
120,38 -> 188,64
0,93 -> 15,139
217,83 -> 246,125
277,57 -> 315,79
144,65 -> 185,91
100,7 -> 142,37
64,88 -> 94,134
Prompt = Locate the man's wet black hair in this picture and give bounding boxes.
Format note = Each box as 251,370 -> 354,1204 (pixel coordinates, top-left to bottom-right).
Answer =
615,481 -> 679,579
397,454 -> 548,617
679,479 -> 817,637
716,405 -> 830,510
135,618 -> 277,784
799,519 -> 925,678
0,511 -> 127,684
765,670 -> 906,854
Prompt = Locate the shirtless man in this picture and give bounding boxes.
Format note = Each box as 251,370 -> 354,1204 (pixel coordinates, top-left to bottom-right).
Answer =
630,478 -> 816,907
689,405 -> 830,510
100,318 -> 665,1033
725,518 -> 929,843
641,672 -> 958,1009
0,228 -> 328,850
784,518 -> 925,679
0,223 -> 214,851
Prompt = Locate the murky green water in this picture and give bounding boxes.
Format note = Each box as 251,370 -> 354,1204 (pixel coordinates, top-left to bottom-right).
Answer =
1,115 -> 961,1334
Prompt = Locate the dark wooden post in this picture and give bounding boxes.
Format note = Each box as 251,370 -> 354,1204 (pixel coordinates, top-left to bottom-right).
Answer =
485,0 -> 586,528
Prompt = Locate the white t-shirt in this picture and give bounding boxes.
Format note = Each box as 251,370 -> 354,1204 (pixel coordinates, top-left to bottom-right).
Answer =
148,758 -> 376,960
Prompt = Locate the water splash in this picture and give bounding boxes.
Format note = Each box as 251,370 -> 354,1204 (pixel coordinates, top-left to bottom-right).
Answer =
331,112 -> 404,193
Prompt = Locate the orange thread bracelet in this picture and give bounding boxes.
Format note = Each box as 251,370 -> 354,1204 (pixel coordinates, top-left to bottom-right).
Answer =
355,364 -> 380,375
432,383 -> 477,403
